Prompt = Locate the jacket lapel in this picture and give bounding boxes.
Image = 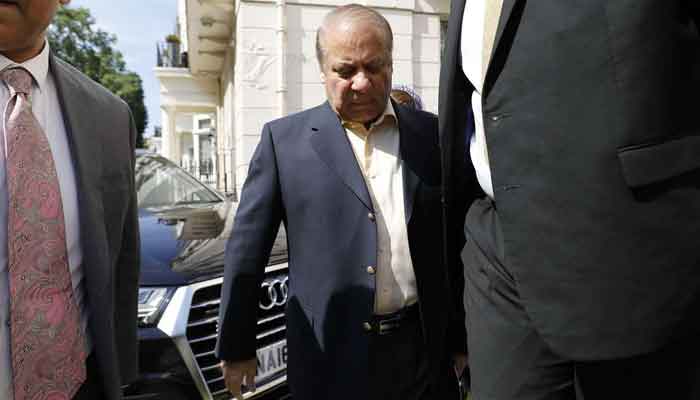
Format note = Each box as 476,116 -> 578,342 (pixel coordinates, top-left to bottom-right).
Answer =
491,0 -> 519,58
394,103 -> 420,224
309,103 -> 374,211
484,0 -> 522,95
49,55 -> 102,194
49,55 -> 108,290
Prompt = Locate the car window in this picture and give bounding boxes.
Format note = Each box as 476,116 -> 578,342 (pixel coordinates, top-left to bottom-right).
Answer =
269,226 -> 288,265
135,154 -> 222,209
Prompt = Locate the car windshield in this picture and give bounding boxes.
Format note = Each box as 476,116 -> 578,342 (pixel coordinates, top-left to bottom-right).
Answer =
135,153 -> 222,209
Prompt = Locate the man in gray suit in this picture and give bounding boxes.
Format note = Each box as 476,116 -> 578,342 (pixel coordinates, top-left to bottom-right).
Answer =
0,1 -> 140,399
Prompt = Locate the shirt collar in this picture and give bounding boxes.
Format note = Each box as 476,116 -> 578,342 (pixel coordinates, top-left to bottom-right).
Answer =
0,40 -> 50,94
341,99 -> 397,137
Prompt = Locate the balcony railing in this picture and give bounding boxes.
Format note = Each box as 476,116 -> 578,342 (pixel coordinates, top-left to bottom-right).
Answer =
182,159 -> 216,187
156,41 -> 188,68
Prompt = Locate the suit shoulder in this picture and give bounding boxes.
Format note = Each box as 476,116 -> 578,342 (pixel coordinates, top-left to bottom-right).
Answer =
412,108 -> 439,126
396,105 -> 438,142
51,56 -> 130,116
418,109 -> 438,124
265,103 -> 328,138
267,103 -> 327,129
395,102 -> 437,125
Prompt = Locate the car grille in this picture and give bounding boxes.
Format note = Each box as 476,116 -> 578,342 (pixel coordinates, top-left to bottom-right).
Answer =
186,266 -> 288,399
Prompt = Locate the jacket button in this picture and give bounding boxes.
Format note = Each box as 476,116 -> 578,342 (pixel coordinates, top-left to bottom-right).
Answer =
363,322 -> 372,332
368,212 -> 375,221
488,114 -> 508,124
367,265 -> 376,274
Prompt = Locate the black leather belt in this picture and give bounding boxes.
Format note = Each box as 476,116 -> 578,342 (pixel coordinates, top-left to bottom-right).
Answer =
368,303 -> 419,335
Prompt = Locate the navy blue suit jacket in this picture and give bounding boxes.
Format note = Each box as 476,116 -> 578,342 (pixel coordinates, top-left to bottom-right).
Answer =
216,101 -> 464,399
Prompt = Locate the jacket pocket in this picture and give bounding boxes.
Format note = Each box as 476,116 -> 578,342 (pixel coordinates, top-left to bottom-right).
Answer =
617,134 -> 700,188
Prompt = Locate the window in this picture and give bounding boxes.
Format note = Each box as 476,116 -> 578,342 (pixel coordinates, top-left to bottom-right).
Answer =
135,154 -> 221,209
198,118 -> 212,130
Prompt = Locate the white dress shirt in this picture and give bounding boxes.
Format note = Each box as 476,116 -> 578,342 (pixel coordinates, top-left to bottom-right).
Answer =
0,42 -> 90,399
343,101 -> 418,315
461,0 -> 504,198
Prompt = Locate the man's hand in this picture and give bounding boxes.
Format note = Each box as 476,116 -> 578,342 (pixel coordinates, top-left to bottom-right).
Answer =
453,352 -> 468,378
221,358 -> 257,400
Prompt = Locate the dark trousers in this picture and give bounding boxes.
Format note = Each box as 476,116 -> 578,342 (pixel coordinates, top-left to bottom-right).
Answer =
369,311 -> 459,400
73,353 -> 105,400
463,198 -> 700,400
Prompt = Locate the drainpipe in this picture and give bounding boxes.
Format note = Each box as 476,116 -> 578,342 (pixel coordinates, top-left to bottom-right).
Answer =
276,0 -> 287,117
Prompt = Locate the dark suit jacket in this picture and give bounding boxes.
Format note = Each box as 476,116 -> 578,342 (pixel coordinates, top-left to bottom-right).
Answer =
440,0 -> 700,360
216,101 -> 464,399
50,55 -> 140,400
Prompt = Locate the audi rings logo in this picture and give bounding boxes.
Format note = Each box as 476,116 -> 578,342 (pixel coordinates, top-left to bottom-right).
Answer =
259,277 -> 289,310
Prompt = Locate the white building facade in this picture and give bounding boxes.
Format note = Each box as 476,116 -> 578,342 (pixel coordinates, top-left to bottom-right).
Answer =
156,0 -> 449,196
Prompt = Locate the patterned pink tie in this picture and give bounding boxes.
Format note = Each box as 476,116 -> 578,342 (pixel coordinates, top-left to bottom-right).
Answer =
3,67 -> 86,400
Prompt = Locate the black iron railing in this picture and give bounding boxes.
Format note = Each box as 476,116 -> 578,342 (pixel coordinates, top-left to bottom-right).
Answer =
156,41 -> 188,68
181,159 -> 215,186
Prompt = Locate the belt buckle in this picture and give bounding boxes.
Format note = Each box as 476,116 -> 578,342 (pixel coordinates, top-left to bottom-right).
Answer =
377,314 -> 401,335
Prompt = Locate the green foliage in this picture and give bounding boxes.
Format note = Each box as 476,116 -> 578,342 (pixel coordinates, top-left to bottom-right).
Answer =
48,7 -> 148,148
102,72 -> 147,147
165,34 -> 181,44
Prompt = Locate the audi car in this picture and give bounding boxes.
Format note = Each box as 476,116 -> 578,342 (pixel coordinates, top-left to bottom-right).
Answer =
122,151 -> 290,400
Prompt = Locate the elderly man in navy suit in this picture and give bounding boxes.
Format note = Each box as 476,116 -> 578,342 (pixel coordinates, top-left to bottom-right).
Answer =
216,4 -> 465,400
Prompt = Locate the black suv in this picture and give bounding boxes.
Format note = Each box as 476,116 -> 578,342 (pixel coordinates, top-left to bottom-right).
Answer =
122,151 -> 290,400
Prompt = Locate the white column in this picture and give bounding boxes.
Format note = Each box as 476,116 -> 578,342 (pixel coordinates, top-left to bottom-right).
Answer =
173,129 -> 183,165
276,0 -> 287,118
193,132 -> 201,176
161,106 -> 177,161
215,106 -> 223,191
222,77 -> 236,195
210,134 -> 218,189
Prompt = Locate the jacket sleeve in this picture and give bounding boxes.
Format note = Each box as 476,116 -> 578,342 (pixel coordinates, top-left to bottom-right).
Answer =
115,107 -> 141,384
442,108 -> 479,357
445,167 -> 470,356
216,123 -> 284,362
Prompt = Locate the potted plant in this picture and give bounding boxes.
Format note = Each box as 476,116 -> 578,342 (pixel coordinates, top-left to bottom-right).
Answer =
165,34 -> 181,44
165,34 -> 181,66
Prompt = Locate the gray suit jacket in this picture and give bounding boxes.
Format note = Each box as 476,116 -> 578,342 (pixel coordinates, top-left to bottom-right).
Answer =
440,0 -> 700,360
50,55 -> 140,400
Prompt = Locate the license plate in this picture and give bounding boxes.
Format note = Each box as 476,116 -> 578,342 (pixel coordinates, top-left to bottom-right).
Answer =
255,340 -> 287,382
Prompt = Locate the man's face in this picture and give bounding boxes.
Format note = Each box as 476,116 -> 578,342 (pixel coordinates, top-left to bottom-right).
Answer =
0,0 -> 65,61
320,21 -> 392,123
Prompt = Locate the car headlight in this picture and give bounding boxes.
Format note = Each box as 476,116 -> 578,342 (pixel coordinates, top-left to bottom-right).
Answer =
138,287 -> 176,327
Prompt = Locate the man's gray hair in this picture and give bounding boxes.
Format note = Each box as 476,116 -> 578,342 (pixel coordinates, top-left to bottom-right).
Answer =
315,4 -> 393,68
